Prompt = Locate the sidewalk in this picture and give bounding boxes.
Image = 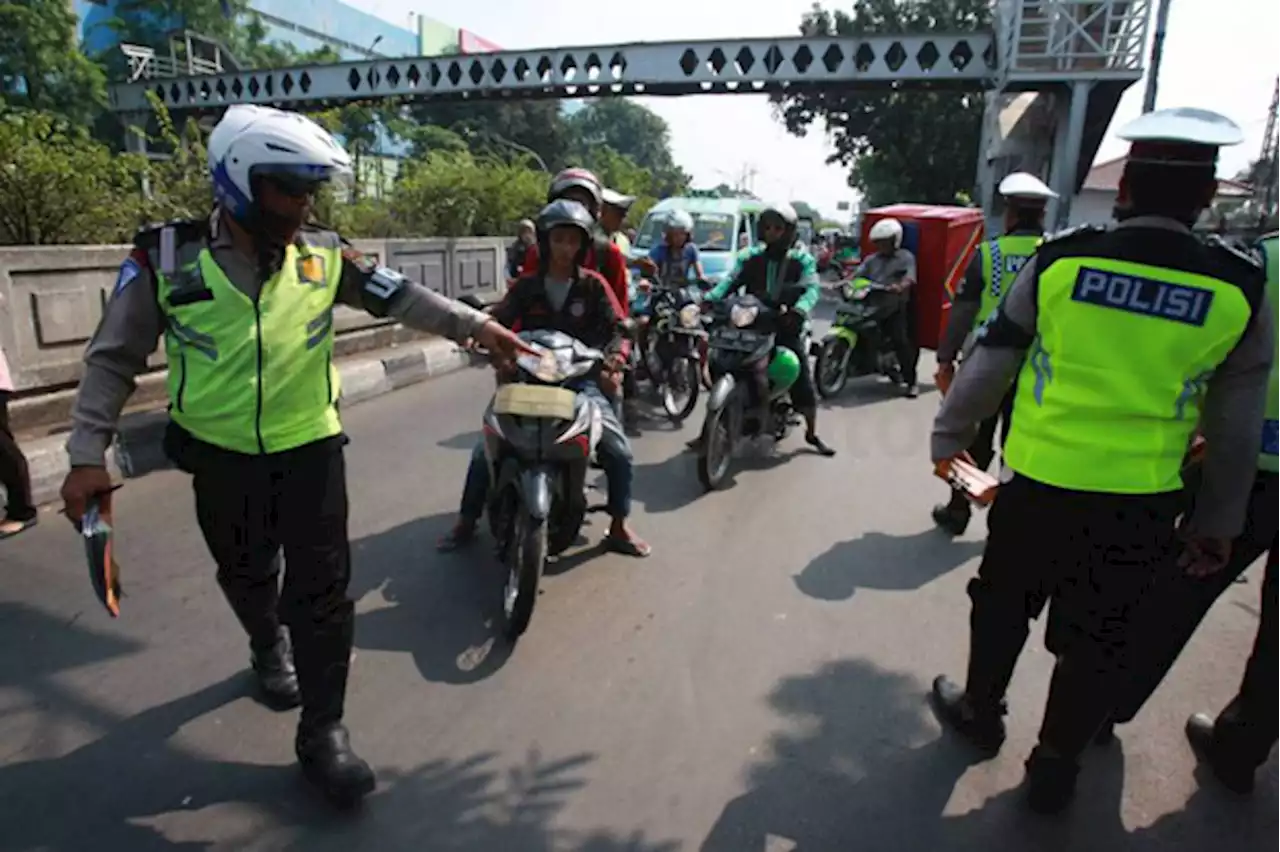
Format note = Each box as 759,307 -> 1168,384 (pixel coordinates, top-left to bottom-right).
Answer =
17,337 -> 478,508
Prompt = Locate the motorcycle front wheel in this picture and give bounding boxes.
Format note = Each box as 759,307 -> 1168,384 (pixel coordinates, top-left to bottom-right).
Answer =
661,356 -> 700,423
815,338 -> 850,399
501,508 -> 548,642
696,402 -> 735,491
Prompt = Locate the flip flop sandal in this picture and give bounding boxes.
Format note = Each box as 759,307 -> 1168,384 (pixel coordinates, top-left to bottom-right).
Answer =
0,517 -> 37,540
605,535 -> 651,558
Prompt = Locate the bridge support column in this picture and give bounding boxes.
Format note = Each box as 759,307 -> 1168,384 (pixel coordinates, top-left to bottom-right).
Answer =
1047,80 -> 1093,230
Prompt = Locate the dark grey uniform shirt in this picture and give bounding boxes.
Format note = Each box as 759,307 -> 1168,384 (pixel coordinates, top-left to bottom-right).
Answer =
68,214 -> 491,467
932,216 -> 1274,539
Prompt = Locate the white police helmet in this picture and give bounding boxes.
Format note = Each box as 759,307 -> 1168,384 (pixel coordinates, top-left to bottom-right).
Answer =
869,217 -> 904,248
998,172 -> 1058,202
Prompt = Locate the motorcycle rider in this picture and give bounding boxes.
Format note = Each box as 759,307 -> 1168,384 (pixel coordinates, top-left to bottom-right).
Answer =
847,218 -> 920,397
637,210 -> 706,284
601,188 -> 636,257
518,168 -> 630,317
58,105 -> 529,803
698,202 -> 836,457
438,200 -> 652,558
931,172 -> 1058,534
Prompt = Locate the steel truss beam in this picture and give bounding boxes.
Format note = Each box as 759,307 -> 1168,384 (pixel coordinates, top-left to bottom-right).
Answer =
107,34 -> 998,113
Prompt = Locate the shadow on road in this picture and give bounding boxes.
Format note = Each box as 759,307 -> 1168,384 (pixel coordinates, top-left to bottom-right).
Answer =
0,665 -> 677,851
793,529 -> 985,602
349,511 -> 515,685
698,657 -> 1276,852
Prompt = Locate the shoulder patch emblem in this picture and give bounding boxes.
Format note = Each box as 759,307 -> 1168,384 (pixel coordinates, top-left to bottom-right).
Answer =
297,253 -> 328,287
114,256 -> 142,295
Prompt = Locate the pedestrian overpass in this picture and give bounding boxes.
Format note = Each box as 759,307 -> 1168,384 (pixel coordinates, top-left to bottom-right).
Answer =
106,0 -> 1154,228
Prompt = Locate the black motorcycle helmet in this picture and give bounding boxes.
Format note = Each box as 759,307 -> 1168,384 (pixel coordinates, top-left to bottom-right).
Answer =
535,199 -> 595,273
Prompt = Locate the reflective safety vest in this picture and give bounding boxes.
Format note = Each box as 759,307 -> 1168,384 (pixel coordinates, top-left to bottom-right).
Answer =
975,234 -> 1042,326
157,243 -> 344,455
1259,233 -> 1278,473
1003,254 -> 1254,494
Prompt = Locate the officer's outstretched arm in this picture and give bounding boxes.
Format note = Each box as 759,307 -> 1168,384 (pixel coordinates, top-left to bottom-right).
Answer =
930,256 -> 1038,463
66,252 -> 166,467
338,245 -> 490,344
1185,306 -> 1275,540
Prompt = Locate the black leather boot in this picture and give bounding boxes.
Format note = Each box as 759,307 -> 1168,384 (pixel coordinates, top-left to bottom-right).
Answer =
292,602 -> 374,804
296,723 -> 376,805
250,628 -> 300,709
931,675 -> 1007,756
1024,746 -> 1080,814
1186,711 -> 1258,795
932,492 -> 972,536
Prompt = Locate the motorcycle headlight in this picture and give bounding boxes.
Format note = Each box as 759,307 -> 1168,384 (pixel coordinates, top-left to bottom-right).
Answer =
678,304 -> 701,329
729,304 -> 759,328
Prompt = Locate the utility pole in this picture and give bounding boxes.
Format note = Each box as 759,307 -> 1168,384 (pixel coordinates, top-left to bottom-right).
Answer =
1258,78 -> 1278,224
1141,0 -> 1173,113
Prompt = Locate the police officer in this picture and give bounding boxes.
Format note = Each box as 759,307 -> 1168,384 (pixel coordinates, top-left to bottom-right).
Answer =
928,107 -> 1274,814
932,172 -> 1057,535
1096,228 -> 1277,792
58,105 -> 529,804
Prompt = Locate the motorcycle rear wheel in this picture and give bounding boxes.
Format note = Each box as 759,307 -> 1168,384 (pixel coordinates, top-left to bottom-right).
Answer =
501,508 -> 548,642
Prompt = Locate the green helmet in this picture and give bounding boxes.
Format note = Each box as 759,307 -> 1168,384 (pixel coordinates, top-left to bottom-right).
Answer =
767,346 -> 801,392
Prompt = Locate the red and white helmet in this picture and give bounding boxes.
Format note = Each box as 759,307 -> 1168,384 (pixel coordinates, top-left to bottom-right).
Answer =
547,167 -> 603,216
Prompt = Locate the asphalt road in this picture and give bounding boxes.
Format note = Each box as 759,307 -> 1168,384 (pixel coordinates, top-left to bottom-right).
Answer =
1,315 -> 1275,851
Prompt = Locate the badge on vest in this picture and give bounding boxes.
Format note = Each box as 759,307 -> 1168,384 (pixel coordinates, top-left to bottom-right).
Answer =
1071,268 -> 1214,326
568,299 -> 586,318
297,253 -> 327,288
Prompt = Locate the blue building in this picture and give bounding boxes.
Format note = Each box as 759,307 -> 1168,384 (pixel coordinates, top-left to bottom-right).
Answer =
73,0 -> 419,62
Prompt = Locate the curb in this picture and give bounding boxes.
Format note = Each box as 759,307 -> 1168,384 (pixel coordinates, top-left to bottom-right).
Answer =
18,337 -> 476,509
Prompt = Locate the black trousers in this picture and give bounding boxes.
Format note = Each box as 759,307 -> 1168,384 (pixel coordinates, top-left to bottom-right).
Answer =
0,391 -> 36,522
963,473 -> 1181,759
167,424 -> 355,732
777,326 -> 817,412
885,294 -> 919,386
1112,472 -> 1277,768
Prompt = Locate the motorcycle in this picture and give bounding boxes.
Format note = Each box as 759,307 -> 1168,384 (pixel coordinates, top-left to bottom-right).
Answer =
811,277 -> 904,398
695,287 -> 807,491
636,279 -> 704,423
481,328 -> 609,640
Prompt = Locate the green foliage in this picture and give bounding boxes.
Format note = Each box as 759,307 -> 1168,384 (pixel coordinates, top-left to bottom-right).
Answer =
0,0 -> 108,126
0,110 -> 146,244
775,0 -> 989,208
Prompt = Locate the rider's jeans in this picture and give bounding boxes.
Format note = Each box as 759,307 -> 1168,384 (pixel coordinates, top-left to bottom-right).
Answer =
459,381 -> 634,520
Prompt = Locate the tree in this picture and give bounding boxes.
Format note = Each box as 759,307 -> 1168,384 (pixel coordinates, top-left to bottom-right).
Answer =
408,100 -> 574,173
0,0 -> 108,126
568,100 -> 692,193
773,0 -> 990,208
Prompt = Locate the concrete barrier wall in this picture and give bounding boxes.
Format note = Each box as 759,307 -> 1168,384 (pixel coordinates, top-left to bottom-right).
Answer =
0,236 -> 507,394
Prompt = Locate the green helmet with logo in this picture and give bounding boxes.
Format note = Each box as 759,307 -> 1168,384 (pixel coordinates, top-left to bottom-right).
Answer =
767,347 -> 801,392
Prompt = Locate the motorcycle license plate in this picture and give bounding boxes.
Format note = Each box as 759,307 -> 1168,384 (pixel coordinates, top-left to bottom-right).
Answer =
712,328 -> 766,352
494,384 -> 577,420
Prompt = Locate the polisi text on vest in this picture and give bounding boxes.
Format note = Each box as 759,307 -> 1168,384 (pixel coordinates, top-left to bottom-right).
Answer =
1071,268 -> 1214,326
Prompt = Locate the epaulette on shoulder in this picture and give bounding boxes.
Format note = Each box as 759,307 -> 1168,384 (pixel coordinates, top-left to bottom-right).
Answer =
1041,223 -> 1107,245
1203,233 -> 1263,271
133,218 -> 208,250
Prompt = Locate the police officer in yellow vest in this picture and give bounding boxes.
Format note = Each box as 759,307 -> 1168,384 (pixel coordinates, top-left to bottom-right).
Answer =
58,106 -> 530,804
932,171 -> 1057,535
1095,228 -> 1278,794
928,107 -> 1274,814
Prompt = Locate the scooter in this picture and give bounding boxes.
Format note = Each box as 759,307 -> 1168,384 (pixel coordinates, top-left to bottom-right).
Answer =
695,287 -> 807,491
811,277 -> 904,398
481,328 -> 607,641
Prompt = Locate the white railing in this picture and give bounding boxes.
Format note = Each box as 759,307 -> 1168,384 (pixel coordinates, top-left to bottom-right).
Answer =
1000,0 -> 1151,78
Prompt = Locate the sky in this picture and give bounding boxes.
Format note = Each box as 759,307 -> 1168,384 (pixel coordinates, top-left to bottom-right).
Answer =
348,0 -> 1278,220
